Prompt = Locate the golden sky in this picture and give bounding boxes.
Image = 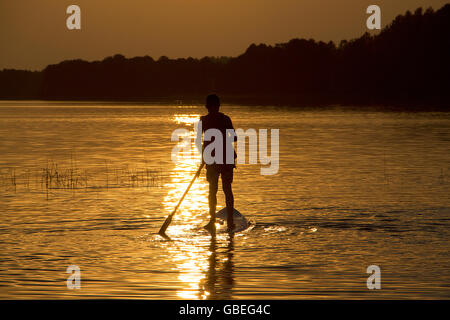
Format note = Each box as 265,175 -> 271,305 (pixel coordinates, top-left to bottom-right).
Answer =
0,0 -> 447,70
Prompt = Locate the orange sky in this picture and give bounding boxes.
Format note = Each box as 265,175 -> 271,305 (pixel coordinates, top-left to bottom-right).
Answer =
0,0 -> 447,70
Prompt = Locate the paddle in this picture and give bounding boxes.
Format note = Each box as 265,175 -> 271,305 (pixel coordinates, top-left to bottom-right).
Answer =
158,163 -> 205,236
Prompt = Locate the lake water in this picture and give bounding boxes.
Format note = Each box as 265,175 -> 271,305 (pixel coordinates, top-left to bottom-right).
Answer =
0,101 -> 449,299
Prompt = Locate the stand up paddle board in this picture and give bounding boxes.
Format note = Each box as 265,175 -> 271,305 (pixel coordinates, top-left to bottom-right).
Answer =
214,208 -> 252,233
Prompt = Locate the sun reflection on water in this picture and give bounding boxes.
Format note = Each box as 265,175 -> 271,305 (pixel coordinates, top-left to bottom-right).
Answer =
163,113 -> 206,234
161,113 -> 236,299
172,114 -> 200,126
161,113 -> 208,299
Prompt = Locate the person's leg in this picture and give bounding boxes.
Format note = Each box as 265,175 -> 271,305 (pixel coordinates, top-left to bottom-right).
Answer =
221,166 -> 235,231
204,165 -> 219,231
209,179 -> 218,219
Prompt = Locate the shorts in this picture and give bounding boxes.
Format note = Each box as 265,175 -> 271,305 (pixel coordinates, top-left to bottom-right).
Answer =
206,164 -> 234,184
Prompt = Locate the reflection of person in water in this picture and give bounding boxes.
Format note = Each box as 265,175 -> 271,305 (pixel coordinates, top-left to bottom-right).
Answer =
199,234 -> 234,300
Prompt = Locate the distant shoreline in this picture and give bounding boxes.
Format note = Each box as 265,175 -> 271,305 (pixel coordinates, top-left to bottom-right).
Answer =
0,98 -> 448,112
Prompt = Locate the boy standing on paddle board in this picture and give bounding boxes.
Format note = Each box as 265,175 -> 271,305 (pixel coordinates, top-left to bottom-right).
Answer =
199,94 -> 237,233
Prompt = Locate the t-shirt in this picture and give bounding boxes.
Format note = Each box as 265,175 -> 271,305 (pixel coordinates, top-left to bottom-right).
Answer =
200,112 -> 237,165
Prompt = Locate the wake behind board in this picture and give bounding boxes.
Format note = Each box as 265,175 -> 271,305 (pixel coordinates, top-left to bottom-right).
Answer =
214,208 -> 252,233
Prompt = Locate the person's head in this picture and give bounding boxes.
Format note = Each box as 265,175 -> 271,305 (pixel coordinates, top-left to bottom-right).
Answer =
206,94 -> 220,113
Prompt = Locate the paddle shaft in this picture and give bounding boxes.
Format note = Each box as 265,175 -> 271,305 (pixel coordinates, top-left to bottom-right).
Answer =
158,163 -> 205,235
171,163 -> 204,216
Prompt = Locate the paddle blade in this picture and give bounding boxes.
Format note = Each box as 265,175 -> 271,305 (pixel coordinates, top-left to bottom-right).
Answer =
158,214 -> 173,236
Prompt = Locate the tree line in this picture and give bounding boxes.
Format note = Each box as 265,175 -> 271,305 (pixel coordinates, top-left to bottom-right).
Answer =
1,4 -> 449,109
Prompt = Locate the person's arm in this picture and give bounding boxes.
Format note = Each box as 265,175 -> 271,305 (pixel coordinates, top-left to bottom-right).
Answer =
227,116 -> 238,166
198,116 -> 205,165
227,116 -> 238,142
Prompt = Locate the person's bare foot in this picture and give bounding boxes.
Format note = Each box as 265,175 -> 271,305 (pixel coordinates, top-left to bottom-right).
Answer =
203,220 -> 216,234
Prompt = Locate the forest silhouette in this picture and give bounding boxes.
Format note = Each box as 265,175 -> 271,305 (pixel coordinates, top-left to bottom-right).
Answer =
1,5 -> 449,109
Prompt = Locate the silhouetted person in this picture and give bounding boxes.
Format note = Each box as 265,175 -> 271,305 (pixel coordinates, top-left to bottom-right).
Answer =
200,94 -> 237,233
